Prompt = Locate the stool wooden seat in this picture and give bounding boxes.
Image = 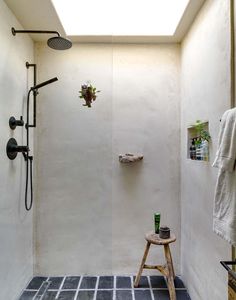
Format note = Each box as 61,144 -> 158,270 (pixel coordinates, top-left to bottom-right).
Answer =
134,231 -> 176,300
145,231 -> 176,245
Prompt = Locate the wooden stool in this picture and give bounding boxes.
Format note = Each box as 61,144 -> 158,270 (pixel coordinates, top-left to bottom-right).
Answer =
134,231 -> 176,300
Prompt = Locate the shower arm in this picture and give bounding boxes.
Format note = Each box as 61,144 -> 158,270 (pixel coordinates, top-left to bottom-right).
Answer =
26,62 -> 37,128
25,76 -> 58,130
12,28 -> 60,37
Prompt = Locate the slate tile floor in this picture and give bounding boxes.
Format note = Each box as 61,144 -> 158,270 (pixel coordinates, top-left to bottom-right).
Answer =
18,275 -> 190,300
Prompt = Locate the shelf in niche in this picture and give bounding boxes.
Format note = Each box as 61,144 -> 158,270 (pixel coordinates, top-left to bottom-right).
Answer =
187,121 -> 210,162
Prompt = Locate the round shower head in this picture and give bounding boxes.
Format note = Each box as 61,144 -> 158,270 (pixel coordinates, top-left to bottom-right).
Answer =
47,36 -> 72,50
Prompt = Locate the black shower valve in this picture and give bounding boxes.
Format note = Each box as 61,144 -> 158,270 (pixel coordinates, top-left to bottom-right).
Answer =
9,116 -> 24,130
6,138 -> 29,160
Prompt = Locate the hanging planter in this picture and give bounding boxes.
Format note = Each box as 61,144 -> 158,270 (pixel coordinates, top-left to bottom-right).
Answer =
78,83 -> 100,108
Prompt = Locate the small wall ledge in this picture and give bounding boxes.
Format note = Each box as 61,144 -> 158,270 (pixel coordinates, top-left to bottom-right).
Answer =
119,153 -> 143,164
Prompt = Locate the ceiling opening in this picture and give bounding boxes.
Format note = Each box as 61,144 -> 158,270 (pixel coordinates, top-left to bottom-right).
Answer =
51,0 -> 190,36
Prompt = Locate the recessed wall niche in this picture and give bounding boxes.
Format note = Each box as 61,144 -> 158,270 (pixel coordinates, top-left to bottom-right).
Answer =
187,121 -> 210,161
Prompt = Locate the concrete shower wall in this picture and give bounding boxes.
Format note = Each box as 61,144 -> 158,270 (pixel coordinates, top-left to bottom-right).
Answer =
0,1 -> 34,299
180,0 -> 231,299
34,43 -> 181,275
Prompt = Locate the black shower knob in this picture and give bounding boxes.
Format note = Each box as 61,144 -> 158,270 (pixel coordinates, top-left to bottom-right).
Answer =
9,116 -> 24,130
6,138 -> 29,160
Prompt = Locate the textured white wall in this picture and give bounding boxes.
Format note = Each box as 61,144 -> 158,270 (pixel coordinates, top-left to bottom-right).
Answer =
180,0 -> 231,299
112,45 -> 181,274
34,43 -> 181,275
0,1 -> 34,299
34,44 -> 113,275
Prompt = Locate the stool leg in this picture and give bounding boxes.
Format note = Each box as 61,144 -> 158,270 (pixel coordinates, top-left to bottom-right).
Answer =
165,243 -> 175,278
134,241 -> 151,287
164,244 -> 176,300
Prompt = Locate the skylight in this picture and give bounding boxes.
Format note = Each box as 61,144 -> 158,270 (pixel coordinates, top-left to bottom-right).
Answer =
51,0 -> 189,36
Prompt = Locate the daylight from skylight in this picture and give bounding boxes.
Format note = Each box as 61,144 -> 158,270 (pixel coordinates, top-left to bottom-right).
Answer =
51,0 -> 189,36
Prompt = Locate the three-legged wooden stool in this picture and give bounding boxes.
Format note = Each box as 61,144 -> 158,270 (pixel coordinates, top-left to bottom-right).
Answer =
134,231 -> 176,300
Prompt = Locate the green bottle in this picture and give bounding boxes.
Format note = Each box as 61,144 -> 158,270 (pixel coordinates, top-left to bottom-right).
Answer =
154,213 -> 161,234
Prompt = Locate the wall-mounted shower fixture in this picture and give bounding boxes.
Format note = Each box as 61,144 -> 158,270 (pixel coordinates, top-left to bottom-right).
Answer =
6,58 -> 59,211
23,76 -> 58,211
11,27 -> 72,50
9,116 -> 24,130
6,138 -> 29,160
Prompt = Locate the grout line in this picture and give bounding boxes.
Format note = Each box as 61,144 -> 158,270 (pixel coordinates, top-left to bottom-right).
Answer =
131,276 -> 135,300
17,276 -> 35,299
55,276 -> 66,300
32,280 -> 48,300
147,276 -> 155,300
113,276 -> 116,300
93,276 -> 99,300
38,281 -> 51,300
74,276 -> 83,300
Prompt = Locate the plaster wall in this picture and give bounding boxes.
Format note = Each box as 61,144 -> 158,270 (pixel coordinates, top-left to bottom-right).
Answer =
34,43 -> 181,275
180,0 -> 231,299
0,1 -> 34,299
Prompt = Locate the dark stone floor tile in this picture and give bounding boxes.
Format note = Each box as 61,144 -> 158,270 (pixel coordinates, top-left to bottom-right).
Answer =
134,290 -> 152,300
176,290 -> 191,300
76,290 -> 95,300
80,277 -> 97,289
116,276 -> 131,289
98,276 -> 114,289
153,290 -> 190,300
116,290 -> 132,300
42,291 -> 57,300
150,276 -> 167,288
48,277 -> 64,289
26,277 -> 48,289
133,276 -> 149,288
153,290 -> 169,300
58,290 -> 76,300
174,277 -> 186,289
96,290 -> 113,300
18,291 -> 37,300
62,276 -> 80,289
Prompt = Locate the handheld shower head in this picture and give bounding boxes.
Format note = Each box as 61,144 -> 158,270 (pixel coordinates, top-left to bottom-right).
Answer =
31,77 -> 58,91
11,28 -> 72,50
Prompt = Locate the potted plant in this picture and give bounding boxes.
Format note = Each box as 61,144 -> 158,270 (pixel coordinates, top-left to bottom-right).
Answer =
192,120 -> 211,144
79,83 -> 100,107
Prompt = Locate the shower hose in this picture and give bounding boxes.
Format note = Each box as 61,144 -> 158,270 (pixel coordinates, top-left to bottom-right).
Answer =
25,89 -> 33,211
25,155 -> 33,211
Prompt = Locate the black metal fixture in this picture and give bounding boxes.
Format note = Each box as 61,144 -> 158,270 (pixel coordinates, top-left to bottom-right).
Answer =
11,27 -> 72,50
6,138 -> 29,160
23,77 -> 58,211
26,76 -> 58,129
9,116 -> 24,130
31,77 -> 58,91
8,29 -> 61,211
6,61 -> 58,210
26,62 -> 37,127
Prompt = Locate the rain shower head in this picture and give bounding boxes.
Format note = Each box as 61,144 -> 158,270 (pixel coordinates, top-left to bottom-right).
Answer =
47,36 -> 72,50
11,28 -> 72,50
31,77 -> 58,91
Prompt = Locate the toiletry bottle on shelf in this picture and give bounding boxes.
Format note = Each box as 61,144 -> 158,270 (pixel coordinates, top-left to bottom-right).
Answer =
201,140 -> 209,161
196,138 -> 202,160
190,139 -> 196,160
